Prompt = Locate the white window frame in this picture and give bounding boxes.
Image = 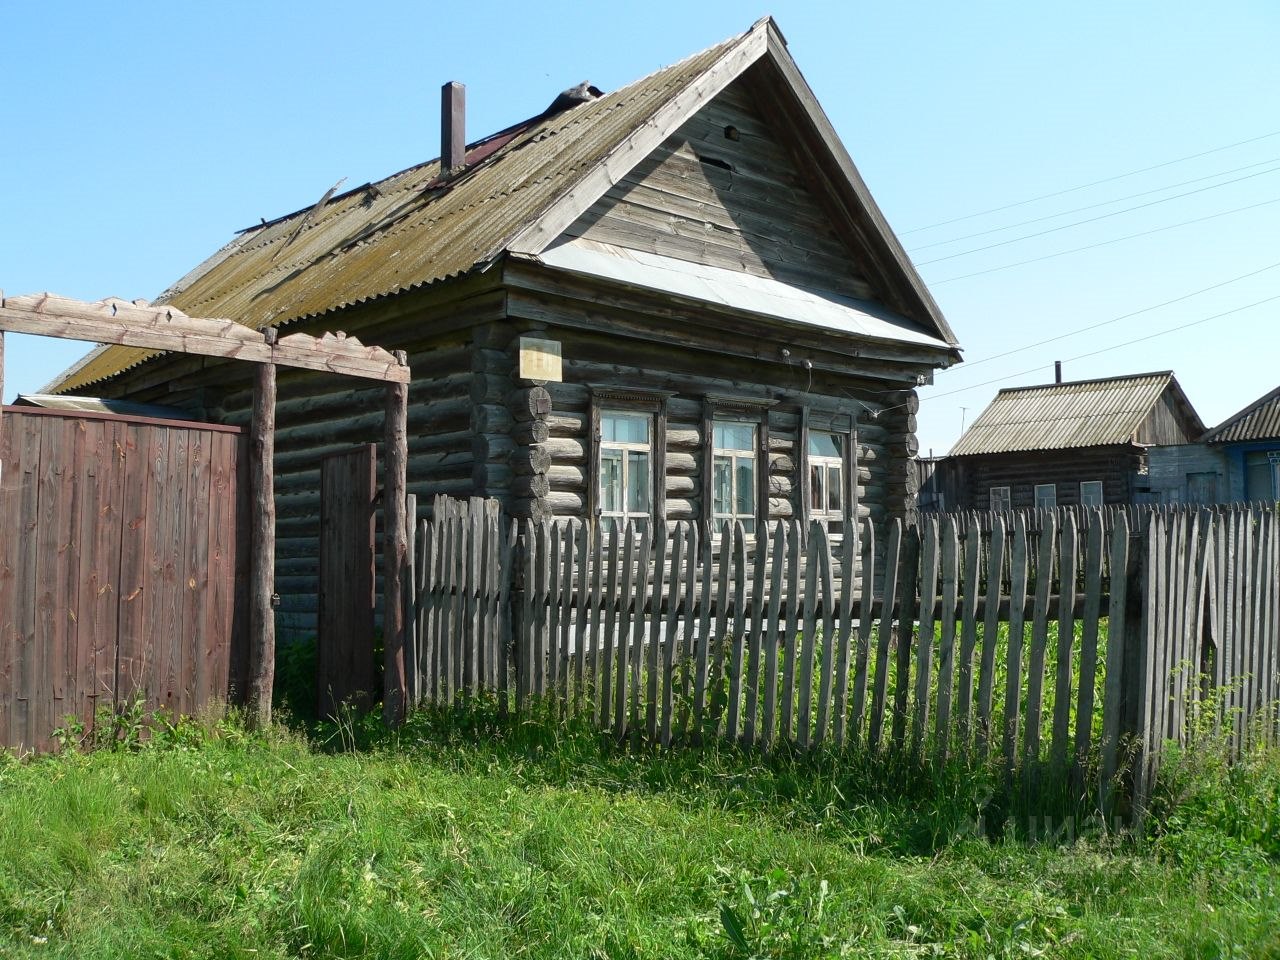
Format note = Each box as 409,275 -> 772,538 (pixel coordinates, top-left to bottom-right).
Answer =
711,419 -> 757,536
598,410 -> 652,531
1034,483 -> 1057,509
808,430 -> 846,533
989,485 -> 1012,512
1079,480 -> 1103,506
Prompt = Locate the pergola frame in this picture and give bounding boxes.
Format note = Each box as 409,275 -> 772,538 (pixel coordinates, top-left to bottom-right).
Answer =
0,291 -> 412,727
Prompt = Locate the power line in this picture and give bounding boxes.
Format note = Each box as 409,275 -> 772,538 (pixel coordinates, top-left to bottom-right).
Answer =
921,294 -> 1280,407
955,257 -> 1280,372
917,164 -> 1280,267
906,155 -> 1280,253
901,129 -> 1280,235
928,195 -> 1280,284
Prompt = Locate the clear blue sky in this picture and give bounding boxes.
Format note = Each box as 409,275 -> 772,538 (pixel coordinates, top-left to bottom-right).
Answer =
3,1 -> 1277,456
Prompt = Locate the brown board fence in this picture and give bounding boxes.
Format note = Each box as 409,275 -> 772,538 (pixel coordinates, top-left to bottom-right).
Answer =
0,406 -> 249,753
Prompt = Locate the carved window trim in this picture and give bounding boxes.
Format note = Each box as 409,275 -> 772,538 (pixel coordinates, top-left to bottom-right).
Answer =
587,386 -> 671,525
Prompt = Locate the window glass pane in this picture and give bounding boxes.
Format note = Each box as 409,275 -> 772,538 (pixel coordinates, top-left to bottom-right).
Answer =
827,465 -> 842,512
603,412 -> 649,444
713,456 -> 732,515
741,518 -> 756,535
810,465 -> 823,510
1080,480 -> 1103,506
600,449 -> 622,512
735,459 -> 755,516
714,422 -> 754,451
627,450 -> 649,512
808,431 -> 842,458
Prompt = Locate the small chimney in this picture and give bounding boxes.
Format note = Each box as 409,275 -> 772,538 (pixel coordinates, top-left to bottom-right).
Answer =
1054,360 -> 1063,384
441,81 -> 466,176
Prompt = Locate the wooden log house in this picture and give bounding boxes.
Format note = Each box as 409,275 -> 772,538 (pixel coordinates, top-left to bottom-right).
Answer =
45,18 -> 962,637
934,370 -> 1205,512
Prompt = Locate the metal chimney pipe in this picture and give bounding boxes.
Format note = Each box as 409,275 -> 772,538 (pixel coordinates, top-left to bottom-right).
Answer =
441,81 -> 466,176
1054,360 -> 1063,384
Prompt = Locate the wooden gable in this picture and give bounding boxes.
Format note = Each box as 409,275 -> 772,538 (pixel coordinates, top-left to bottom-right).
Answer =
560,66 -> 878,304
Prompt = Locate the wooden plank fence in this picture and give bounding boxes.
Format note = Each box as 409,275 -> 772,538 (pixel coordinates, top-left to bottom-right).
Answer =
406,496 -> 1280,814
0,407 -> 249,753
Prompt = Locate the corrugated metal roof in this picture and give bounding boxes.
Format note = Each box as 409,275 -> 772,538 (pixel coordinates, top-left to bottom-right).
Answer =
1204,385 -> 1280,443
949,371 -> 1177,457
50,31 -> 746,393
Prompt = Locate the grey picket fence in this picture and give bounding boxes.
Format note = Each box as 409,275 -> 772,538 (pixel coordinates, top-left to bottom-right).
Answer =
405,497 -> 1279,813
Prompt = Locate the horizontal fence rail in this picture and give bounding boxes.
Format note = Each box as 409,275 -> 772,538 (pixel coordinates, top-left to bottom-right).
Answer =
406,497 -> 1280,816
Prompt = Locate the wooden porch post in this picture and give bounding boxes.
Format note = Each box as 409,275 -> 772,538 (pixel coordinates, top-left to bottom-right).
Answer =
0,329 -> 5,485
248,328 -> 278,726
382,350 -> 410,726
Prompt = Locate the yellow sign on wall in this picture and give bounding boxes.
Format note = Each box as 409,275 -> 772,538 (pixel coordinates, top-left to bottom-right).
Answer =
518,336 -> 562,382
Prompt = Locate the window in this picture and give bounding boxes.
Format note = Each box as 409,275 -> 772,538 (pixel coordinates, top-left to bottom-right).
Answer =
1034,483 -> 1057,509
712,421 -> 756,534
599,411 -> 651,531
1079,480 -> 1103,506
1245,450 -> 1280,500
989,486 -> 1011,512
808,431 -> 844,531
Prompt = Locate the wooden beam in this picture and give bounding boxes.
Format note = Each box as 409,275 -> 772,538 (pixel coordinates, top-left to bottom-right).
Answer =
382,350 -> 410,726
0,293 -> 410,384
248,330 -> 278,727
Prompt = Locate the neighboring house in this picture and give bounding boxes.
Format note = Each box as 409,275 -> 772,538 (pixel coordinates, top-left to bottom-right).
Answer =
1203,385 -> 1280,502
46,18 -> 962,635
937,371 -> 1204,512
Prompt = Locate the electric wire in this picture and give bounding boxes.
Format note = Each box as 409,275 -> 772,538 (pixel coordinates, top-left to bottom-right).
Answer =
920,294 -> 1280,407
928,196 -> 1280,284
955,257 -> 1280,372
907,155 -> 1280,253
901,129 -> 1280,235
918,164 -> 1280,267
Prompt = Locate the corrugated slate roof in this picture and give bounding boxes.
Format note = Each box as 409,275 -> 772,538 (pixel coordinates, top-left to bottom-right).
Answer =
51,31 -> 746,392
949,371 -> 1179,457
1203,385 -> 1280,443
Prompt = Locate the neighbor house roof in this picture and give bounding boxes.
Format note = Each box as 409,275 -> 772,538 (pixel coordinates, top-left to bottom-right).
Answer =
1203,385 -> 1280,444
949,371 -> 1202,457
49,17 -> 956,394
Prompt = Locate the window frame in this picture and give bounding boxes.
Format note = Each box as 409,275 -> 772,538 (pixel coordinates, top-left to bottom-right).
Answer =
1034,483 -> 1057,509
588,387 -> 671,531
989,485 -> 1012,512
799,407 -> 857,536
710,419 -> 759,536
701,396 -> 773,538
1079,480 -> 1103,506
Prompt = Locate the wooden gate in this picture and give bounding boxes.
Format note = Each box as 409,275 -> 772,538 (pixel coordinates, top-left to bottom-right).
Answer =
0,406 -> 248,753
316,444 -> 378,718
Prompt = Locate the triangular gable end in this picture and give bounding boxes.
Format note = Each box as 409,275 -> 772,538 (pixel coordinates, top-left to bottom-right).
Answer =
506,17 -> 958,351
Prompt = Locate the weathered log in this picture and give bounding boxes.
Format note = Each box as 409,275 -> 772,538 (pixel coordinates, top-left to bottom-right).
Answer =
383,356 -> 409,727
512,474 -> 551,499
512,419 -> 550,445
508,386 -> 552,422
248,339 -> 277,728
511,445 -> 553,476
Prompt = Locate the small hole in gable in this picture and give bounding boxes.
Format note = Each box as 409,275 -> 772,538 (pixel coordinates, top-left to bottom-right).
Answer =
724,125 -> 740,141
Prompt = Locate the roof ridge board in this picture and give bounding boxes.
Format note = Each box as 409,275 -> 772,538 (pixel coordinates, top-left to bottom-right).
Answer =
993,370 -> 1174,394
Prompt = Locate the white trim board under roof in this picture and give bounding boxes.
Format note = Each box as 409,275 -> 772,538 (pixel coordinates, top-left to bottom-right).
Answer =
528,238 -> 952,351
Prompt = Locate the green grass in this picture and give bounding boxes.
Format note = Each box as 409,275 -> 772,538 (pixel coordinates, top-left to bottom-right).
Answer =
1,701 -> 1278,959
